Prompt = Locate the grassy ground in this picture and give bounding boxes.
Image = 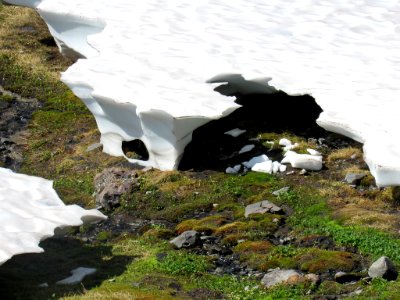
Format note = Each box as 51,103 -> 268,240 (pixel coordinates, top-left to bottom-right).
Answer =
2,3 -> 400,299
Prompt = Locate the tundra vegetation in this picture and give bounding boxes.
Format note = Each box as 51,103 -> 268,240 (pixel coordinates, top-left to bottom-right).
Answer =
1,4 -> 400,299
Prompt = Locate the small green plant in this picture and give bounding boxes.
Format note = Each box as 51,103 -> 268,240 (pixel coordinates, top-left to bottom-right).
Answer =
157,252 -> 210,275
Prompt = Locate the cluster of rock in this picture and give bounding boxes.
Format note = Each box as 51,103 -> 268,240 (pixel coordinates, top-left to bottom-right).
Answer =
168,195 -> 398,292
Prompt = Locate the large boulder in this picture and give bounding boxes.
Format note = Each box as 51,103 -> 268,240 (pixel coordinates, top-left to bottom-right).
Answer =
368,256 -> 398,280
94,167 -> 139,210
170,231 -> 201,249
261,269 -> 303,288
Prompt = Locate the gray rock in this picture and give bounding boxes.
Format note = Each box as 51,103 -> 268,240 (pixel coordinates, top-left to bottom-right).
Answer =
170,230 -> 200,249
344,173 -> 366,185
245,200 -> 283,218
368,256 -> 398,280
86,142 -> 103,152
94,168 -> 139,210
272,186 -> 290,196
261,269 -> 303,288
299,169 -> 307,175
305,273 -> 320,284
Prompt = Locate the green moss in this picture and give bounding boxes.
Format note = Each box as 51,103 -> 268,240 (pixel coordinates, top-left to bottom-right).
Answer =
143,228 -> 175,240
96,231 -> 112,241
157,252 -> 210,276
296,248 -> 359,273
176,214 -> 228,234
215,214 -> 280,245
234,241 -> 274,254
0,93 -> 14,102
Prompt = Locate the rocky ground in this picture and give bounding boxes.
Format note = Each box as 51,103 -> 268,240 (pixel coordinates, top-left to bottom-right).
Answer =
0,86 -> 41,169
2,4 -> 400,300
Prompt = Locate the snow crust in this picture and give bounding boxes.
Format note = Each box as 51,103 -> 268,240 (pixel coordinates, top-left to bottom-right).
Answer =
3,0 -> 400,185
56,267 -> 97,285
0,168 -> 106,265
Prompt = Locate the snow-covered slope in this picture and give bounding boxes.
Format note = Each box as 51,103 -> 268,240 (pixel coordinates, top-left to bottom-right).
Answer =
3,0 -> 400,185
0,168 -> 106,265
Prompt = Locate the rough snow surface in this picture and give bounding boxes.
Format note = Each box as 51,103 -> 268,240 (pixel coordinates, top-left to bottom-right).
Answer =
4,0 -> 400,185
0,168 -> 106,265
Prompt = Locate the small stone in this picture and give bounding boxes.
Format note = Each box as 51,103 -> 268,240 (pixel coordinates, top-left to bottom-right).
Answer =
368,256 -> 398,280
344,173 -> 366,185
305,273 -> 320,284
225,167 -> 238,174
350,154 -> 358,160
86,142 -> 102,152
156,252 -> 168,261
261,269 -> 303,288
299,169 -> 307,175
272,186 -> 290,196
170,230 -> 200,249
245,200 -> 283,217
132,282 -> 141,287
214,267 -> 224,275
286,171 -> 295,175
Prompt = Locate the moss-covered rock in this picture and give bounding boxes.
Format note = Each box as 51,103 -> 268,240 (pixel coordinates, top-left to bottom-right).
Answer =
295,248 -> 360,274
176,214 -> 228,235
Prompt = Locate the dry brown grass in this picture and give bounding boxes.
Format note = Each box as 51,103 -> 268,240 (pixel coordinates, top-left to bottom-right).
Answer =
0,5 -> 72,78
326,147 -> 363,164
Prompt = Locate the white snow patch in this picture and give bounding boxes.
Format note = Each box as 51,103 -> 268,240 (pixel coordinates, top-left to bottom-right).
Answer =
307,148 -> 321,156
279,138 -> 292,147
243,154 -> 269,169
224,128 -> 246,138
3,0 -> 400,185
281,151 -> 323,171
252,160 -> 273,174
0,168 -> 106,266
238,144 -> 255,154
56,267 -> 97,285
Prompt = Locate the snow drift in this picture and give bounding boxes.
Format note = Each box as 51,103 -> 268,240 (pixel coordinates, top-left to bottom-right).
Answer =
3,0 -> 400,186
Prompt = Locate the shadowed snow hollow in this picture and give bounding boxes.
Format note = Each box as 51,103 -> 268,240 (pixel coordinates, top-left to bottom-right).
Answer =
3,0 -> 400,186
